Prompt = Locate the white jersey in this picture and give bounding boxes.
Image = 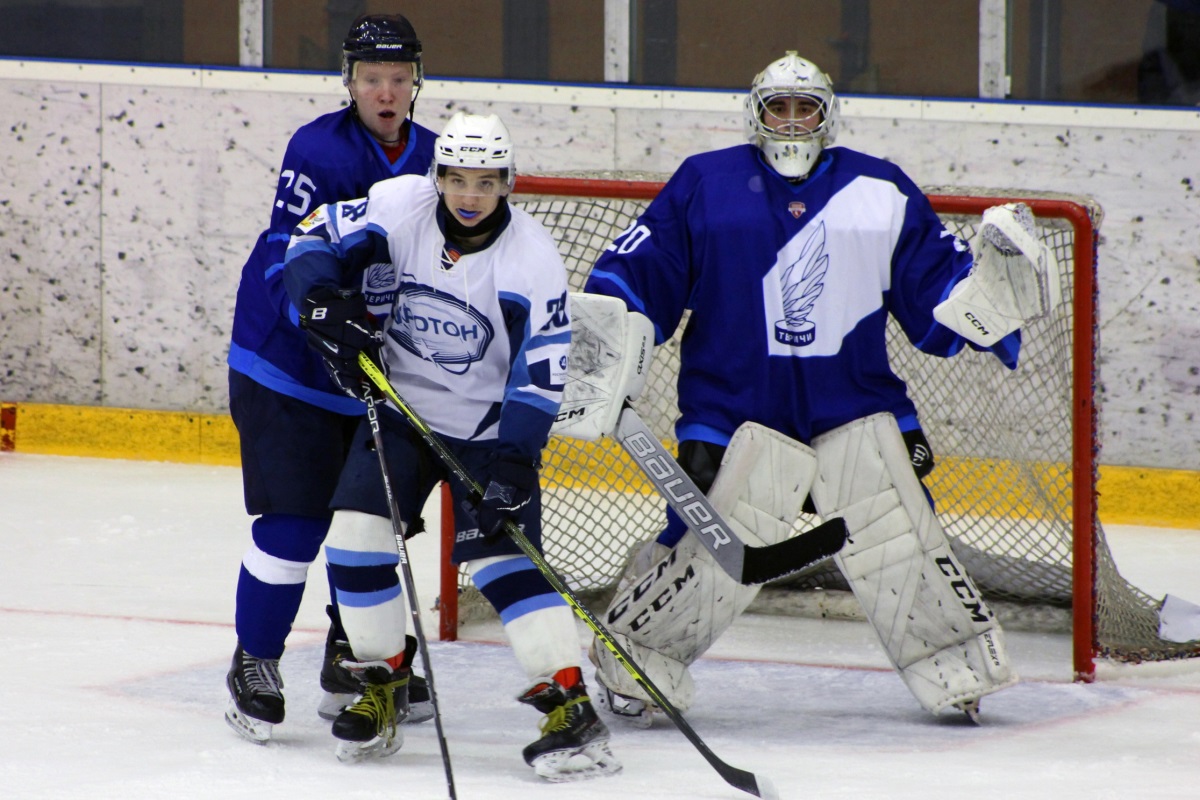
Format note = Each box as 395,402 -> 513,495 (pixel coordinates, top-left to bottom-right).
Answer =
285,174 -> 571,460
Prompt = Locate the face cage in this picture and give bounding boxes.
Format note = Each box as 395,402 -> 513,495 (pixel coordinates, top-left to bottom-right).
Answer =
749,88 -> 831,143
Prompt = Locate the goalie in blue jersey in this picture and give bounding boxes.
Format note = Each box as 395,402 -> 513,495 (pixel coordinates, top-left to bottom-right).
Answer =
223,14 -> 437,745
584,52 -> 1058,725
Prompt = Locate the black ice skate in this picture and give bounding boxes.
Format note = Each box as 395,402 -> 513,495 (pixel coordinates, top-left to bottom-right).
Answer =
224,643 -> 284,744
405,672 -> 435,724
318,610 -> 432,726
331,661 -> 410,763
317,606 -> 360,721
518,677 -> 621,782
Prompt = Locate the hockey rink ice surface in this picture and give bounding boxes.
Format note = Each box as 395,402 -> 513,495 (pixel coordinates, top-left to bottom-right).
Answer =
3,453 -> 1199,799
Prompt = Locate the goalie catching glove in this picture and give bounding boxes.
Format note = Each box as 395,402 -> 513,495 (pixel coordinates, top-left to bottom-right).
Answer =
472,456 -> 539,543
301,287 -> 384,401
933,202 -> 1061,348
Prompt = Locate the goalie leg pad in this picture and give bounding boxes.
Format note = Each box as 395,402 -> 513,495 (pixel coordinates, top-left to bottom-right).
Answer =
810,413 -> 1016,714
591,422 -> 815,711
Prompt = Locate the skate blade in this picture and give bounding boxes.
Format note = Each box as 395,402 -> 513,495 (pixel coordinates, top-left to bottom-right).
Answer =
531,741 -> 623,783
318,692 -> 354,721
335,730 -> 404,764
224,699 -> 273,745
404,699 -> 435,725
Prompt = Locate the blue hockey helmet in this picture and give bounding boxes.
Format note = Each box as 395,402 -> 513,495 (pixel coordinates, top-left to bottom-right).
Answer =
341,14 -> 423,87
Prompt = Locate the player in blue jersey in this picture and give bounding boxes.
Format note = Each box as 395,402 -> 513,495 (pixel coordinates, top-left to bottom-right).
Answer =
583,52 -> 1056,725
281,112 -> 620,779
224,14 -> 437,745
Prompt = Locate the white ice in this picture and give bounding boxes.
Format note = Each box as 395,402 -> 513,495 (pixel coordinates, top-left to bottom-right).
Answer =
3,453 -> 1199,799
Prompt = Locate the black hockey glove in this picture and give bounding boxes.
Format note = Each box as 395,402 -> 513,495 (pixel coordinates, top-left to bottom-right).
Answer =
472,457 -> 539,544
300,287 -> 384,401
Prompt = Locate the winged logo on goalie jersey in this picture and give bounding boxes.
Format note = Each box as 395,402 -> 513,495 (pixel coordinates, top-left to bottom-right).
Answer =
769,219 -> 828,347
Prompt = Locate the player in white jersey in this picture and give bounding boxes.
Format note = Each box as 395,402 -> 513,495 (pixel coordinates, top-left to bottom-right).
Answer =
584,52 -> 1057,725
281,112 -> 620,781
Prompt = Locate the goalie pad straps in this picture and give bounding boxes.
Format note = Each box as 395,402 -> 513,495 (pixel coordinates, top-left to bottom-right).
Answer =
591,422 -> 816,711
809,413 -> 1016,714
550,292 -> 654,442
932,202 -> 1061,348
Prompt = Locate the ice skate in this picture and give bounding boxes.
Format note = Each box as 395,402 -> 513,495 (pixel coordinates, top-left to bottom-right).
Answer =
224,643 -> 284,744
405,672 -> 434,724
318,615 -> 432,726
518,677 -> 621,782
594,679 -> 655,729
331,661 -> 410,763
318,607 -> 360,721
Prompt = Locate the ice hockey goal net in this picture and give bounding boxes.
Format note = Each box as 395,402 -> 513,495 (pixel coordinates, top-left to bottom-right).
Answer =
434,174 -> 1199,681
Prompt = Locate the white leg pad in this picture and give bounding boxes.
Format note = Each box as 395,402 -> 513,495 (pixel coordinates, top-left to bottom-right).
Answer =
467,555 -> 581,680
324,510 -> 407,661
591,422 -> 815,711
810,413 -> 1016,714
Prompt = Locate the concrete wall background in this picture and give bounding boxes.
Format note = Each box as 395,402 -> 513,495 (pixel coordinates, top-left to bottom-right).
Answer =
0,60 -> 1197,469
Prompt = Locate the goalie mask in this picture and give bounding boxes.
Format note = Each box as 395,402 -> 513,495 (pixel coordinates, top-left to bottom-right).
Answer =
743,51 -> 840,180
433,112 -> 516,196
341,14 -> 424,90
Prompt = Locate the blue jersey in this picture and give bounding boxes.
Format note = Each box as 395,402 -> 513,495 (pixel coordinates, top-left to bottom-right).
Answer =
585,143 -> 1017,446
227,107 -> 435,413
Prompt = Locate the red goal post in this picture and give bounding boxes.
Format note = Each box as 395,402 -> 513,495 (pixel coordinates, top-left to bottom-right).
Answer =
432,174 -> 1198,682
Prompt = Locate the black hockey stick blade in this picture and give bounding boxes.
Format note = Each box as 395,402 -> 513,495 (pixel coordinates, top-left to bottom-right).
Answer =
615,402 -> 844,585
740,517 -> 847,585
357,354 -> 780,799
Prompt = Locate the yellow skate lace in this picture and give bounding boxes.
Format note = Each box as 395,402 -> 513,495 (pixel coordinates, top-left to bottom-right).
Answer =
539,696 -> 585,735
346,677 -> 408,743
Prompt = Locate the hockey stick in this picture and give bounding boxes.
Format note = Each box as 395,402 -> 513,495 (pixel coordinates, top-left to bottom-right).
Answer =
614,401 -> 847,585
362,391 -> 457,800
357,353 -> 780,800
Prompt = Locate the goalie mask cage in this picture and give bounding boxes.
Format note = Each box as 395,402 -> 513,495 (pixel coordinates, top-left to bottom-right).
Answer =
434,174 -> 1199,682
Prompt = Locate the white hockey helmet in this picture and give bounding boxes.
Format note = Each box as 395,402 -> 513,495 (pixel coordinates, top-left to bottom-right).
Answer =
743,51 -> 839,179
434,112 -> 516,194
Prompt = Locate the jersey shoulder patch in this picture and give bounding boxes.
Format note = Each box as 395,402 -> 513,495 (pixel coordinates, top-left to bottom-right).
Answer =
295,206 -> 329,233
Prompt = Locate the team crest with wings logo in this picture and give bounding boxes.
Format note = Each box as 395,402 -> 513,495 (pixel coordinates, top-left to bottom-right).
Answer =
774,221 -> 828,347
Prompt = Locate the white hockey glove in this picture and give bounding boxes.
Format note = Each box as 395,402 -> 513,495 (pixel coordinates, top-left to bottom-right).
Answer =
933,203 -> 1061,348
